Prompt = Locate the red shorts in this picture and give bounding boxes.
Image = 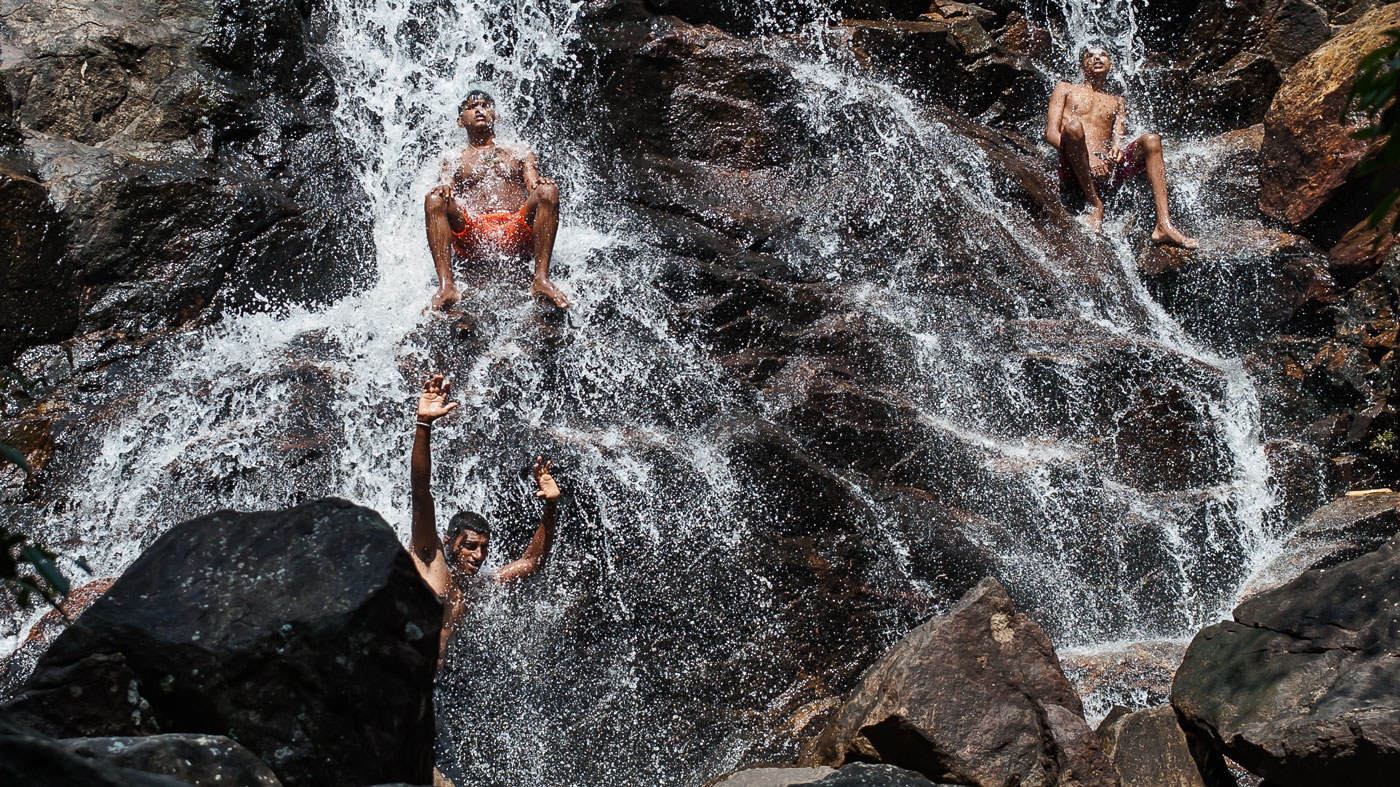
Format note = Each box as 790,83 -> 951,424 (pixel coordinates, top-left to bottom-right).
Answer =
451,205 -> 533,259
1058,140 -> 1144,192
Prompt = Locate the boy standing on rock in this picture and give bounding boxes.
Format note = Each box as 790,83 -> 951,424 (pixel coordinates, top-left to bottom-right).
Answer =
424,90 -> 571,310
1045,46 -> 1197,248
408,374 -> 560,656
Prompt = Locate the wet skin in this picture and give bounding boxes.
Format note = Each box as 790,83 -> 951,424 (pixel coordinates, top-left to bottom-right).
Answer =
1045,49 -> 1197,248
425,97 -> 570,309
409,374 -> 561,658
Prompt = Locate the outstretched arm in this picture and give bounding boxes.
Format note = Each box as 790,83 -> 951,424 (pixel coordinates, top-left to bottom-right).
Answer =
410,375 -> 459,597
493,457 -> 560,583
1045,82 -> 1069,149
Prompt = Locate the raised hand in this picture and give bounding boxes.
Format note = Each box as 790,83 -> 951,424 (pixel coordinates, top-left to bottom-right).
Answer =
533,456 -> 560,502
417,375 -> 458,423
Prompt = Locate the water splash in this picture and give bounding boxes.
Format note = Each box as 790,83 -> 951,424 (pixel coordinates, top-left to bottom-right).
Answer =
4,0 -> 1299,783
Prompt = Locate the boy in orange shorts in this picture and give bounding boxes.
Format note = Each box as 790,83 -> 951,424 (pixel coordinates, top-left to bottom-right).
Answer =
425,90 -> 570,309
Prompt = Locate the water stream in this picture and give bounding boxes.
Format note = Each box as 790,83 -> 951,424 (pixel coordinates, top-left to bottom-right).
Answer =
3,0 -> 1301,783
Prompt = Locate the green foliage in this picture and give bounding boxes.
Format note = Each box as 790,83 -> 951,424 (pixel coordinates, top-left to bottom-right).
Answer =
1,389 -> 72,609
1350,28 -> 1400,235
1372,429 -> 1398,457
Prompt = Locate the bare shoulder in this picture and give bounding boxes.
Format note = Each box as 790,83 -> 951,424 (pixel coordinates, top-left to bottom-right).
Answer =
497,141 -> 534,163
1051,81 -> 1072,96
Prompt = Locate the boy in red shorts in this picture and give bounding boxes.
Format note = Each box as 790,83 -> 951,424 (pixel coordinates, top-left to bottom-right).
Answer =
424,91 -> 570,309
1045,47 -> 1196,247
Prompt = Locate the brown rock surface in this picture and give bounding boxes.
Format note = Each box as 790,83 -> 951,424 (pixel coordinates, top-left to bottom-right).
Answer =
1096,706 -> 1215,787
808,578 -> 1116,787
1259,4 -> 1400,226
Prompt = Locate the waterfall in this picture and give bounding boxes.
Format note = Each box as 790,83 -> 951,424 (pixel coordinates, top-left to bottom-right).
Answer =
3,0 -> 1297,783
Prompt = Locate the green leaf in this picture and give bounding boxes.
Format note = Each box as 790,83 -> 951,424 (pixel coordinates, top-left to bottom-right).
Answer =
21,545 -> 69,596
0,442 -> 29,474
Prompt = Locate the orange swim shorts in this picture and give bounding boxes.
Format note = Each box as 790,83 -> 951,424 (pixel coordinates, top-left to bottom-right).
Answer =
451,205 -> 533,259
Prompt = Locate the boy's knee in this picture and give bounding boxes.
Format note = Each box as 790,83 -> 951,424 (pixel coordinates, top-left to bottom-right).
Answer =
1141,133 -> 1162,153
1062,119 -> 1085,140
537,180 -> 560,204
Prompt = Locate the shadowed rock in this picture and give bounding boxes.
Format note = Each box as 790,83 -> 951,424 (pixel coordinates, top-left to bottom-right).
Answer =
4,499 -> 440,787
1171,530 -> 1400,785
61,734 -> 282,787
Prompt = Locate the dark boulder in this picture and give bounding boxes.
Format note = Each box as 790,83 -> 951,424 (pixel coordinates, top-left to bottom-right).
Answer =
1138,225 -> 1337,354
1171,530 -> 1400,785
0,712 -> 189,787
1258,0 -> 1333,73
808,578 -> 1116,787
1258,4 -> 1400,227
62,734 -> 282,787
4,499 -> 441,787
0,154 -> 71,363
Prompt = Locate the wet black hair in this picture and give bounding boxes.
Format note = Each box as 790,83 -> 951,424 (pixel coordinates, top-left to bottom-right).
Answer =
459,90 -> 495,113
446,510 -> 491,544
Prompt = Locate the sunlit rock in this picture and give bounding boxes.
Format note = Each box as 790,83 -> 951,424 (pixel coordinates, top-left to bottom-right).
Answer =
1258,3 -> 1400,227
1096,705 -> 1222,787
808,578 -> 1116,787
1241,490 -> 1400,598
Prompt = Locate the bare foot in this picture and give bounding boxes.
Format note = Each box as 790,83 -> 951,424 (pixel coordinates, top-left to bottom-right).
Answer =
1078,204 -> 1104,233
431,286 -> 461,311
1151,223 -> 1198,249
531,278 -> 570,309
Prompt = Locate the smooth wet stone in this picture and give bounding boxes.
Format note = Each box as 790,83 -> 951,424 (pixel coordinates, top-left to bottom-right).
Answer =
1241,491 -> 1400,599
61,734 -> 282,787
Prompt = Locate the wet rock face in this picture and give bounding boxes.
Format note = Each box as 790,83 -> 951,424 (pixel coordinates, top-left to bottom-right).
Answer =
61,734 -> 282,787
0,712 -> 192,787
809,578 -> 1116,787
1242,491 -> 1400,598
1258,3 -> 1400,227
1171,530 -> 1400,786
0,0 -> 372,365
3,499 -> 440,787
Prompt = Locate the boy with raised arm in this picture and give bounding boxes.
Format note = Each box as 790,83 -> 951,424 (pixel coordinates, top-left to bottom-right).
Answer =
409,374 -> 560,655
1046,46 -> 1197,247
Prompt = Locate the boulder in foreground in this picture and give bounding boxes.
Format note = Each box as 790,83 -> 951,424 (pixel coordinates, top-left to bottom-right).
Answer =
1172,531 -> 1400,785
4,499 -> 441,787
808,578 -> 1116,787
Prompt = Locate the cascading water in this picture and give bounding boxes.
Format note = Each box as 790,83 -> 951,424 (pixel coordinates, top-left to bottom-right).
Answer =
3,0 -> 1305,783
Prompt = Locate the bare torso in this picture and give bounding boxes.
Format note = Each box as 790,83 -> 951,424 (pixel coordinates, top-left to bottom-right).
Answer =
449,143 -> 531,214
1055,82 -> 1122,157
